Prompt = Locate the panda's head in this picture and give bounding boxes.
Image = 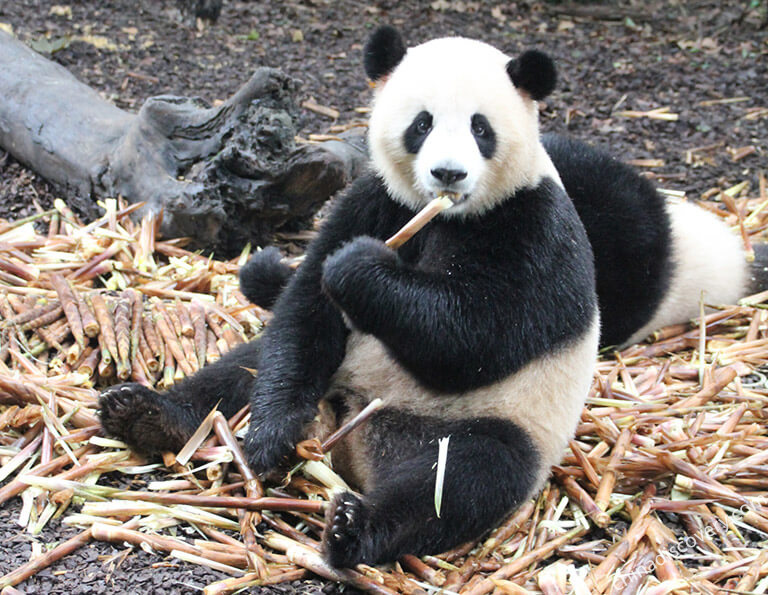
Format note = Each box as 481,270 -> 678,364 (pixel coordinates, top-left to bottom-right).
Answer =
365,26 -> 557,216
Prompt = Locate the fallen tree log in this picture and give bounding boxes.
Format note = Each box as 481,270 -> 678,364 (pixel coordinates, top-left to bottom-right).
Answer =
0,30 -> 363,255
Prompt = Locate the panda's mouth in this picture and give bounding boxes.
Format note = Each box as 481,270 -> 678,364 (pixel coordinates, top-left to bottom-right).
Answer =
437,191 -> 468,207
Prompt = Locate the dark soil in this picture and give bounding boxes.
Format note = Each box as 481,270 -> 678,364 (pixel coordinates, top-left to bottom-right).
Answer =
0,0 -> 766,593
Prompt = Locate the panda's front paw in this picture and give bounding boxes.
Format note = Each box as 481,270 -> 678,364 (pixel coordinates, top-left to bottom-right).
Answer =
99,383 -> 191,455
243,413 -> 305,476
322,237 -> 396,310
323,492 -> 372,568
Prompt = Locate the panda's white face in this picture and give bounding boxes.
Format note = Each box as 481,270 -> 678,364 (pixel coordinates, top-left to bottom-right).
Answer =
368,37 -> 558,217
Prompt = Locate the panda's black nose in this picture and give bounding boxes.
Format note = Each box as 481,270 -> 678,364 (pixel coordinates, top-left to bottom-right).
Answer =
431,168 -> 467,186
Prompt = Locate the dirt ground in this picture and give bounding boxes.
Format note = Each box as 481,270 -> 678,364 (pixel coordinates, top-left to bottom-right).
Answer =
0,0 -> 766,593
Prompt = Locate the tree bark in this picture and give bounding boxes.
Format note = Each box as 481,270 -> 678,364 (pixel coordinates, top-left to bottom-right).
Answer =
0,30 -> 363,255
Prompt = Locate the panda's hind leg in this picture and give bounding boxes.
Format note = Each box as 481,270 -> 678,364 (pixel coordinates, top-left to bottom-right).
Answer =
323,409 -> 541,567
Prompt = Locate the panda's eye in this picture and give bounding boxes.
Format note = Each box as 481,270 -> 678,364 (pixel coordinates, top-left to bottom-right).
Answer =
404,111 -> 434,154
471,116 -> 488,137
415,113 -> 432,135
471,114 -> 496,159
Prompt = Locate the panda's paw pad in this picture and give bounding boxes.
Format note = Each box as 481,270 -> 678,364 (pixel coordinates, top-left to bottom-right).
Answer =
99,384 -> 158,432
324,492 -> 368,567
99,383 -> 180,452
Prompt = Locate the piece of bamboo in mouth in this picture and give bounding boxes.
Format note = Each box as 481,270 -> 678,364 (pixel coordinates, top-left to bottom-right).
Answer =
384,194 -> 457,249
287,193 -> 457,269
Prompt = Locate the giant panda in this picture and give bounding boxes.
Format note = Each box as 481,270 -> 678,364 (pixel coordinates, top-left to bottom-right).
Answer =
100,26 -> 763,567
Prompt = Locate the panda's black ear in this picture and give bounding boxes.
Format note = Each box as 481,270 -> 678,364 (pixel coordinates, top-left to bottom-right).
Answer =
364,26 -> 406,82
506,50 -> 557,101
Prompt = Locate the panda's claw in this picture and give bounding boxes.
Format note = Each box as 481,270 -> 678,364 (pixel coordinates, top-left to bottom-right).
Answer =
323,491 -> 371,568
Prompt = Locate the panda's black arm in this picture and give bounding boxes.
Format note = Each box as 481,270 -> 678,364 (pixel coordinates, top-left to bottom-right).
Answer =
242,177 -> 403,473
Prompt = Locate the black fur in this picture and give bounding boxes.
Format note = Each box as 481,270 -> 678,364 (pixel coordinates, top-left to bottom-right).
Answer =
471,113 -> 496,159
506,50 -> 557,101
364,25 -> 406,82
403,110 -> 433,154
100,172 -> 596,565
99,340 -> 261,454
542,133 -> 673,347
239,247 -> 293,309
321,178 -> 597,393
323,410 -> 540,567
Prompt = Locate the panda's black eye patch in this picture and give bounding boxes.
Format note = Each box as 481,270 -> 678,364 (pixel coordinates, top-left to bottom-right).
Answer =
404,111 -> 433,154
471,114 -> 496,159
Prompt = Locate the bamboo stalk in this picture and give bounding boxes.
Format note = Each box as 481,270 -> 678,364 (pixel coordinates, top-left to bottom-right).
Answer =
113,296 -> 131,380
595,428 -> 632,511
0,526 -> 95,588
464,526 -> 587,595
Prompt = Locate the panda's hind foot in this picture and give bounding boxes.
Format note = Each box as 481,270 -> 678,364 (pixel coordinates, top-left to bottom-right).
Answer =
99,383 -> 192,455
323,492 -> 376,568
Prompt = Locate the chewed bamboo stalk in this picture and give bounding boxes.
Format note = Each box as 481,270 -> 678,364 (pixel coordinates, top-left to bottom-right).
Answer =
385,195 -> 457,249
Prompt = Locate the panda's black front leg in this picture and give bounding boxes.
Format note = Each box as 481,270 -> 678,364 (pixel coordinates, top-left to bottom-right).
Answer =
323,411 -> 541,567
99,340 -> 260,455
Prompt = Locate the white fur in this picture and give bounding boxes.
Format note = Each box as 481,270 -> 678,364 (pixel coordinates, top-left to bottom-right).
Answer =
330,313 -> 600,491
368,37 -> 558,217
626,200 -> 749,345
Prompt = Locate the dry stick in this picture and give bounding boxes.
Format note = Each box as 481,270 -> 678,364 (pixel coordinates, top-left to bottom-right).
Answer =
594,428 -> 632,511
558,474 -> 610,528
203,569 -> 308,595
49,274 -> 85,361
89,293 -> 118,366
176,298 -> 194,337
91,523 -> 248,568
125,288 -> 143,371
321,398 -> 384,452
74,290 -> 99,337
264,533 -> 401,595
190,300 -> 208,368
0,526 -> 93,588
155,305 -> 194,376
100,490 -> 326,513
0,487 -> 134,589
113,296 -> 132,380
672,366 -> 737,410
463,526 -> 588,595
211,411 -> 268,576
7,300 -> 60,329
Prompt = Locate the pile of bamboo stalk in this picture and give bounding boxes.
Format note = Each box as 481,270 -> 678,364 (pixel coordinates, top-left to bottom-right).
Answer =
1,175 -> 768,594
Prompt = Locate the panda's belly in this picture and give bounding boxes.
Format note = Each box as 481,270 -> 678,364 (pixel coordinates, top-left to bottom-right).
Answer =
331,314 -> 599,487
